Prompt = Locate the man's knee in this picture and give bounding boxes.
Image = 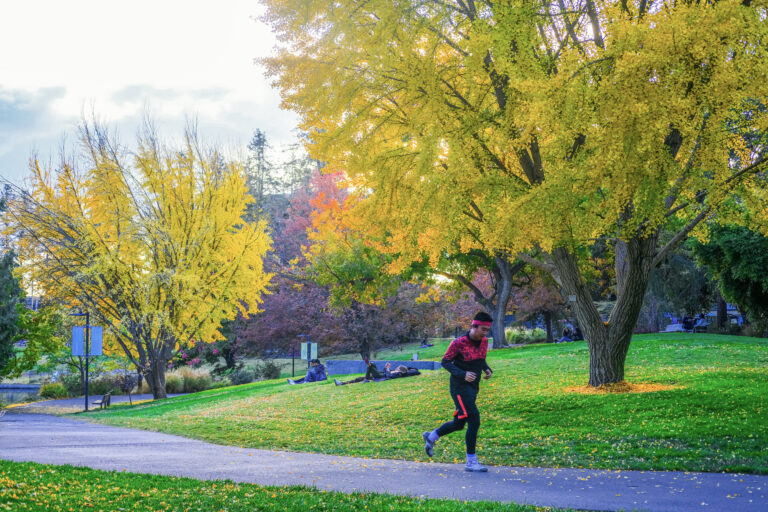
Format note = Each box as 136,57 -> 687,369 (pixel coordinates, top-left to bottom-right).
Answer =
453,417 -> 467,430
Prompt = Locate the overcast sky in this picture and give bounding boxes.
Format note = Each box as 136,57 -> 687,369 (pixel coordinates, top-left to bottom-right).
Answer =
0,0 -> 300,186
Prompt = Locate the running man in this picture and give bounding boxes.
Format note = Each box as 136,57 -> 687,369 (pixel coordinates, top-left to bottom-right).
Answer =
422,312 -> 493,472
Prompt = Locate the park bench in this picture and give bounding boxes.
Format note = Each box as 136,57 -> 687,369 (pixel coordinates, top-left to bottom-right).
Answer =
92,391 -> 112,409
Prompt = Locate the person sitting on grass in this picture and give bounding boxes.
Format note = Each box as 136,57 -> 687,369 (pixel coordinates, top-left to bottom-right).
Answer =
287,359 -> 327,385
334,362 -> 420,385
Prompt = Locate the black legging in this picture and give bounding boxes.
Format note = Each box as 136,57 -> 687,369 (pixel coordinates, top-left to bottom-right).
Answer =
435,386 -> 481,454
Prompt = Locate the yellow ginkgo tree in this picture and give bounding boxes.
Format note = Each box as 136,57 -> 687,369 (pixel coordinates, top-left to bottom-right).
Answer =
263,0 -> 768,386
4,122 -> 272,398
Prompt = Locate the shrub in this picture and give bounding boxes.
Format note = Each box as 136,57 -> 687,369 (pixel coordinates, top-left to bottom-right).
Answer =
253,359 -> 283,381
118,374 -> 137,394
505,327 -> 547,344
228,368 -> 255,385
506,327 -> 530,344
88,375 -> 122,395
164,373 -> 184,394
137,369 -> 215,394
55,373 -> 124,397
707,322 -> 745,336
741,322 -> 767,338
39,382 -> 68,399
59,374 -> 82,396
176,368 -> 212,393
208,379 -> 231,390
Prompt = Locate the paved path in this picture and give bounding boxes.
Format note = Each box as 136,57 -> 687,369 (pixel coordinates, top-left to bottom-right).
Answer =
7,394 -> 185,414
1,411 -> 766,512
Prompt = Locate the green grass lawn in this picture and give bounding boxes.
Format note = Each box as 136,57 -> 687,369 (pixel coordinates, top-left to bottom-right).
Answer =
0,460 -> 563,512
81,334 -> 768,474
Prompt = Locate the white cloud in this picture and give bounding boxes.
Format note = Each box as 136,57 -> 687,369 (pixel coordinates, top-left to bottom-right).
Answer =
0,0 -> 299,185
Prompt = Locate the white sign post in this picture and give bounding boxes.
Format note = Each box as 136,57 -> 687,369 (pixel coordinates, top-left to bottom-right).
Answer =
300,342 -> 318,361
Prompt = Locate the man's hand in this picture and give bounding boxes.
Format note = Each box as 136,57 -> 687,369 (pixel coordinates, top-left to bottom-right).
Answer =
484,369 -> 492,380
464,371 -> 477,382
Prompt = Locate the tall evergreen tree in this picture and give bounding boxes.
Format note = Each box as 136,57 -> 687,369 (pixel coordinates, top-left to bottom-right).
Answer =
0,251 -> 21,381
693,225 -> 768,330
245,129 -> 277,216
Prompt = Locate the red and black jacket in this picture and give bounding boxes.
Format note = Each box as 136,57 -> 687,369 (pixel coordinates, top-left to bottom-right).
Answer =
441,333 -> 491,389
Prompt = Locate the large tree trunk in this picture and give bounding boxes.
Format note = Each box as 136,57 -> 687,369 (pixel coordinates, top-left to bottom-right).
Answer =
717,294 -> 728,330
456,254 -> 521,348
551,232 -> 657,386
543,311 -> 554,342
358,336 -> 372,362
348,301 -> 372,361
490,313 -> 506,348
141,342 -> 172,400
146,360 -> 167,399
490,255 -> 515,348
441,253 -> 525,348
223,346 -> 238,372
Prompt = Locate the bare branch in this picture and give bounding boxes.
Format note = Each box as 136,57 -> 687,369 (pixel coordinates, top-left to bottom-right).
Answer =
516,251 -> 559,279
435,270 -> 493,309
652,207 -> 711,267
584,0 -> 605,49
556,0 -> 586,54
426,25 -> 469,57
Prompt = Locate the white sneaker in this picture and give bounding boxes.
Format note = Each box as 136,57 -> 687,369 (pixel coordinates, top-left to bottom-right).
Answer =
464,461 -> 488,472
422,431 -> 435,457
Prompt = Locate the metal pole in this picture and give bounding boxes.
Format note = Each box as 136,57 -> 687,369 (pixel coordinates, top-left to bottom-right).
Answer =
291,345 -> 295,377
84,311 -> 90,412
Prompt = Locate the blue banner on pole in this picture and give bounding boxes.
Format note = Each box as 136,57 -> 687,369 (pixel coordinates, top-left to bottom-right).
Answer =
90,326 -> 103,356
71,326 -> 103,356
72,326 -> 84,356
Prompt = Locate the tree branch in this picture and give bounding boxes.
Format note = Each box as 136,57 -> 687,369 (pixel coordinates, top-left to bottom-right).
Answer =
666,155 -> 768,218
516,251 -> 561,287
652,207 -> 711,267
434,270 -> 493,309
584,0 -> 605,50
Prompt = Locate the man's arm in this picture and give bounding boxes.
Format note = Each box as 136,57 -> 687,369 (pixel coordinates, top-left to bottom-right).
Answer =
482,360 -> 493,379
441,341 -> 468,379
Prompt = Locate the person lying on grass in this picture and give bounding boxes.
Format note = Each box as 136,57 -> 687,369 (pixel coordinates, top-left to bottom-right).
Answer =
334,362 -> 420,386
287,359 -> 327,385
332,359 -> 397,385
422,311 -> 493,473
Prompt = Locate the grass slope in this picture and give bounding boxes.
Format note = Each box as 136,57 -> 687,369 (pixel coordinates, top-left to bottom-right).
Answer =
83,334 -> 768,474
0,460 -> 563,512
